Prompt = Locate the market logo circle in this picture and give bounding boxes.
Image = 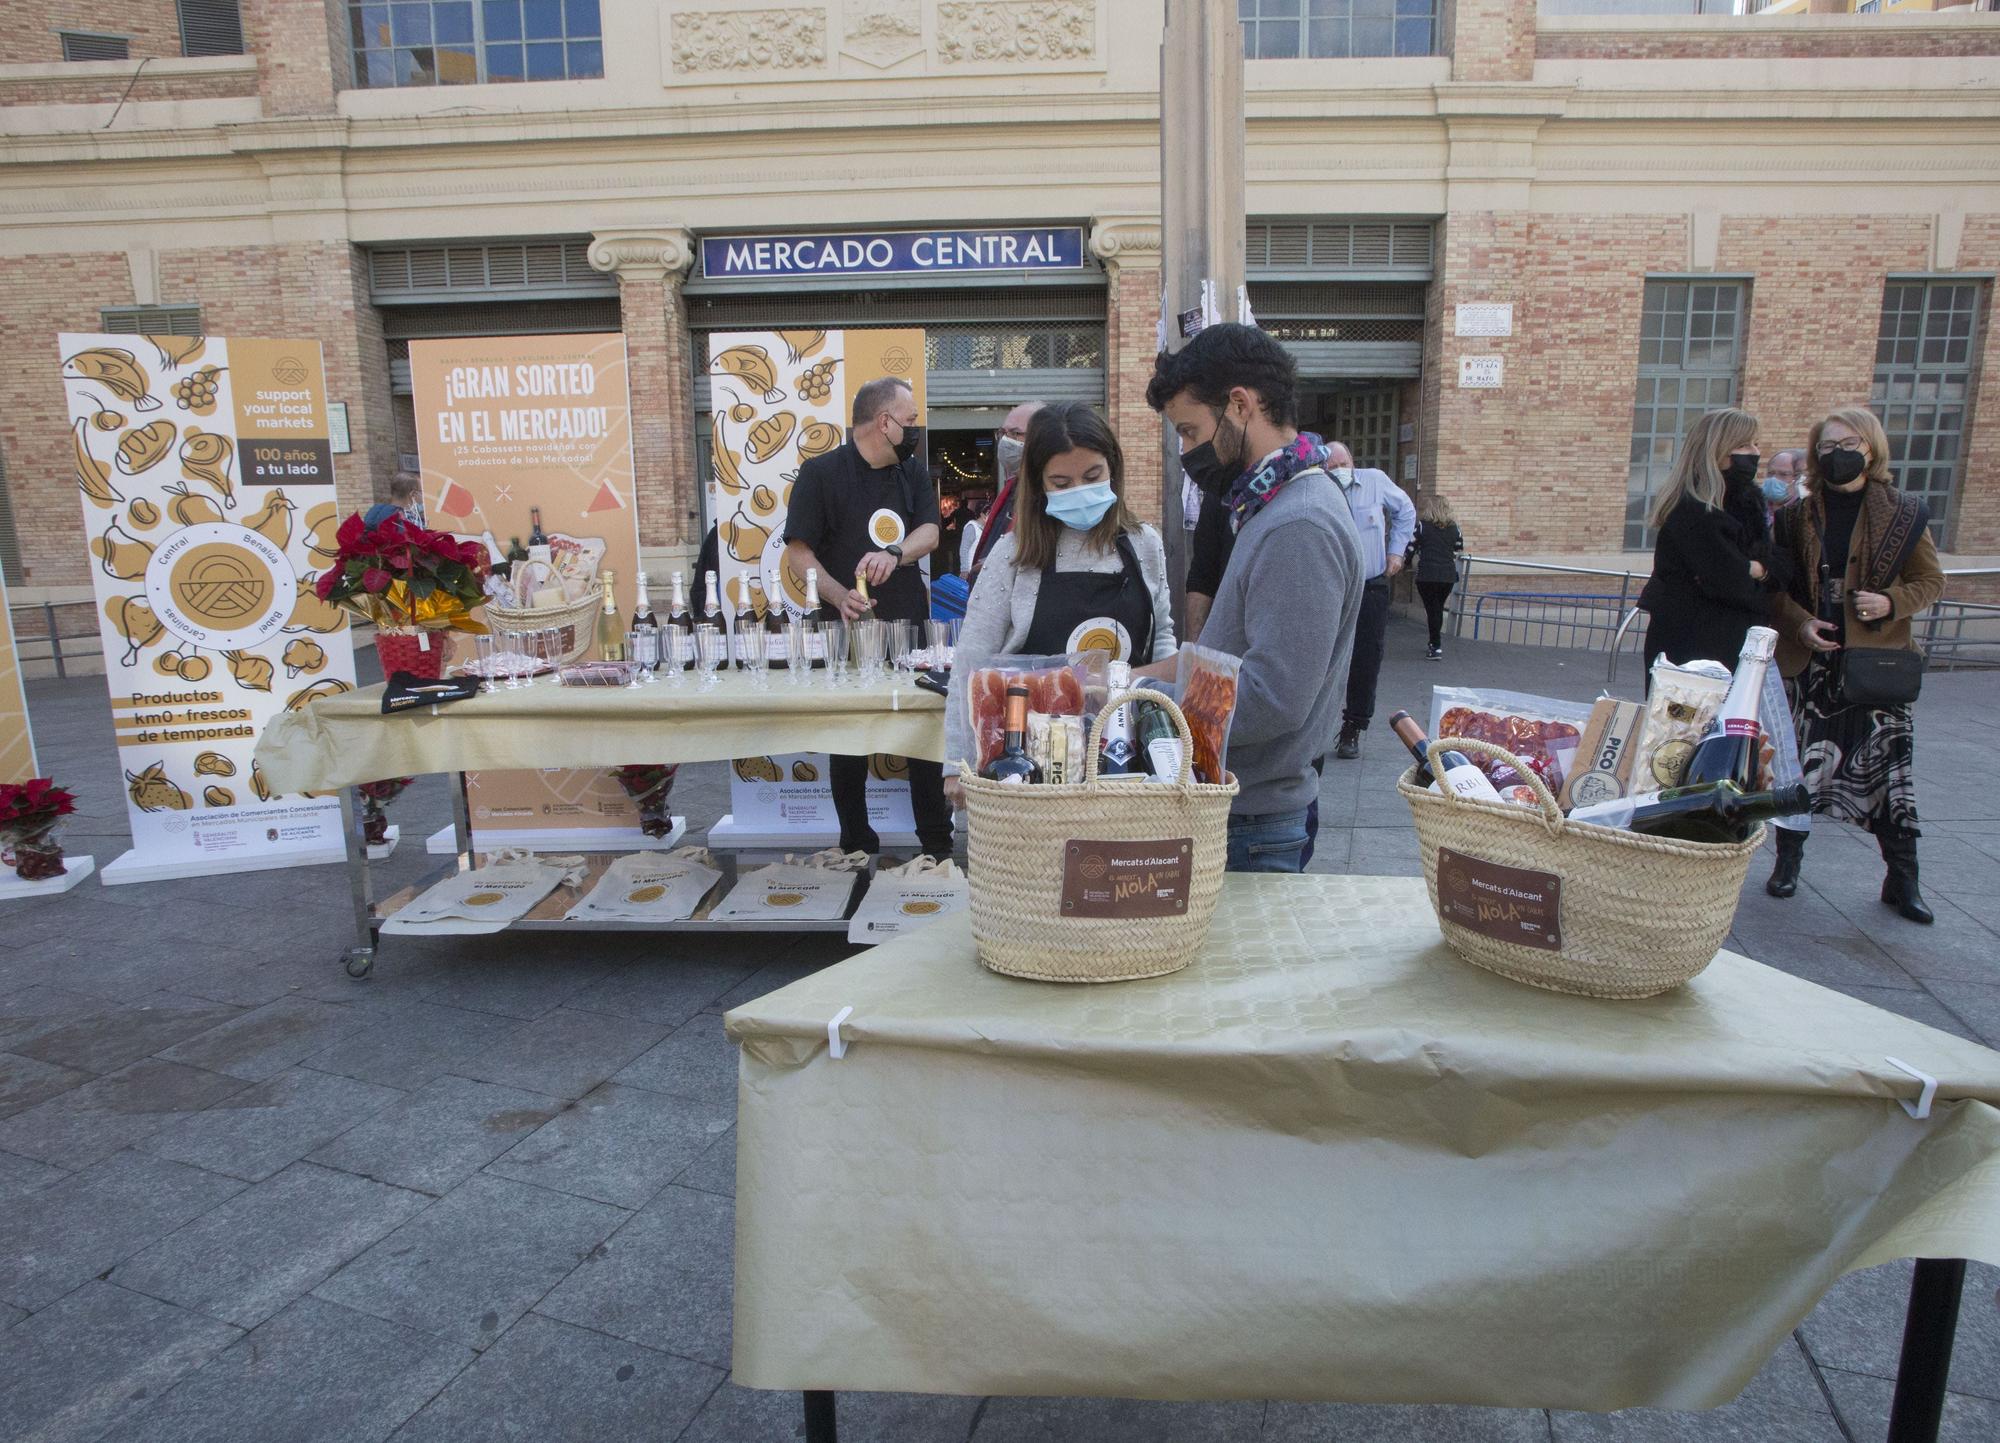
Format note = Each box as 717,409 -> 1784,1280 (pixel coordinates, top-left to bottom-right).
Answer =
880,347 -> 912,375
271,356 -> 309,386
1079,852 -> 1108,881
144,521 -> 296,652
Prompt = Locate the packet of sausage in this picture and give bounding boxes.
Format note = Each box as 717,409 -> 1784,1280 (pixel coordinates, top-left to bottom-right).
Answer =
1629,659 -> 1731,790
966,652 -> 1106,774
1428,686 -> 1594,799
1173,644 -> 1243,785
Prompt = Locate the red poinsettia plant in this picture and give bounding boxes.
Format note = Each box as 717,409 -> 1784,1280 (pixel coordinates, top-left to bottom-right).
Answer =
0,777 -> 76,837
314,504 -> 490,633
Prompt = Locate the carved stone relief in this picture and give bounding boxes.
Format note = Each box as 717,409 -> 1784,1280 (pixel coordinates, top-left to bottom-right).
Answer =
670,8 -> 829,74
841,0 -> 923,68
936,0 -> 1095,65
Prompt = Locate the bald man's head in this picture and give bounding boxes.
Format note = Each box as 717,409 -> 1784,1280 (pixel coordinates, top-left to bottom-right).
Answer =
1327,442 -> 1354,469
1001,402 -> 1043,441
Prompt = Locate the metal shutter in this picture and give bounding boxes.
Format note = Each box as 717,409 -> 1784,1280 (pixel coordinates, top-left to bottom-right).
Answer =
1248,281 -> 1425,379
380,298 -> 624,393
177,0 -> 245,57
60,32 -> 130,61
100,305 -> 204,335
368,241 -> 612,304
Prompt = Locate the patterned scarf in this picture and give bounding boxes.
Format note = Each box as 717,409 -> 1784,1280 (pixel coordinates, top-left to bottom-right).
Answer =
1797,477 -> 1926,604
1228,431 -> 1331,532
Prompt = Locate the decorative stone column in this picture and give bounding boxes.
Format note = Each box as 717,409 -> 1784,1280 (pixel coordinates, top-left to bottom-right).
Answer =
1089,216 -> 1165,524
588,228 -> 698,564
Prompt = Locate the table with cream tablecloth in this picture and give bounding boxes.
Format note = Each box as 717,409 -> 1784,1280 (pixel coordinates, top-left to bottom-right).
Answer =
725,873 -> 2000,1427
253,670 -> 946,793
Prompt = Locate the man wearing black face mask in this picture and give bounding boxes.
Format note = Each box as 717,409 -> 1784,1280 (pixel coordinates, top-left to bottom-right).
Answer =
1145,324 -> 1365,874
785,375 -> 953,860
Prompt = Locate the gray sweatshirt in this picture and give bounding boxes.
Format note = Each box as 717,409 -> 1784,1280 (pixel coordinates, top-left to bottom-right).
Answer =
1197,468 -> 1364,816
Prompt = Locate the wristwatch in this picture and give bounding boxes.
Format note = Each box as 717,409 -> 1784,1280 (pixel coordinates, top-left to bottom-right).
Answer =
884,543 -> 904,563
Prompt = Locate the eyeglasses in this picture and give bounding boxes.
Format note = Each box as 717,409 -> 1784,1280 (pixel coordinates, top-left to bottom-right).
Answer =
1814,439 -> 1867,456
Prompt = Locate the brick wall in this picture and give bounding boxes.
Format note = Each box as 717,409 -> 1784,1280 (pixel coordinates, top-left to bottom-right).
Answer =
618,274 -> 696,551
0,1 -> 186,62
1448,0 -> 1536,82
1105,264 -> 1164,525
0,68 -> 256,106
1950,216 -> 2000,556
243,0 -> 347,114
1537,30 -> 2000,60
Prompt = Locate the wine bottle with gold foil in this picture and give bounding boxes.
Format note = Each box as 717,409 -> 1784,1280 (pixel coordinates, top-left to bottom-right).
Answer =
596,568 -> 626,662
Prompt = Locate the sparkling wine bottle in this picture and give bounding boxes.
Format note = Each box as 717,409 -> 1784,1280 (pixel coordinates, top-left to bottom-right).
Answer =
1569,779 -> 1809,845
1682,627 -> 1777,791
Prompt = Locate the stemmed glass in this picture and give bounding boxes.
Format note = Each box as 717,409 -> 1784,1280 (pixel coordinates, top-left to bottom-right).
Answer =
853,620 -> 887,686
888,620 -> 917,676
624,631 -> 645,689
663,624 -> 687,689
473,633 -> 496,693
925,618 -> 959,672
737,623 -> 768,690
695,625 -> 728,692
786,619 -> 815,687
502,627 -> 525,689
823,619 -> 851,689
636,626 -> 660,684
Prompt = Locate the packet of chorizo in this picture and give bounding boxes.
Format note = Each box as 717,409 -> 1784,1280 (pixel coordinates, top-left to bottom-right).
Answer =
1427,685 -> 1594,798
965,652 -> 1104,773
1173,644 -> 1242,785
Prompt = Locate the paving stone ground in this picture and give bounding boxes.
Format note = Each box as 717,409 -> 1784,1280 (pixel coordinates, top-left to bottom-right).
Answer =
2,613 -> 1996,1442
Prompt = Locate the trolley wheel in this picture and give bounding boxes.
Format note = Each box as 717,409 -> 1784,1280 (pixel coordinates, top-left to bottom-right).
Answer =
343,948 -> 375,980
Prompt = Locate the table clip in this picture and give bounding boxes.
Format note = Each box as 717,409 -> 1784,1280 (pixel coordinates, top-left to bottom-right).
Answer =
1885,1056 -> 1938,1120
827,1005 -> 854,1060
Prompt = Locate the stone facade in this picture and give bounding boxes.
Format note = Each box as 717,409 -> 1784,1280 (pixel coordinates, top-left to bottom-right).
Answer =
2,0 -> 1998,593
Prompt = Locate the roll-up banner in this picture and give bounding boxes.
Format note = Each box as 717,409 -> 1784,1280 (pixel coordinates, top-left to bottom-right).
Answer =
59,332 -> 358,883
705,329 -> 927,845
410,334 -> 663,850
0,568 -> 35,785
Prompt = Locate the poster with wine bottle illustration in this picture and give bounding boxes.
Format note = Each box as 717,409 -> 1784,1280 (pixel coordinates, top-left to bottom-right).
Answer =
59,332 -> 359,883
408,333 -> 659,849
706,329 -> 926,845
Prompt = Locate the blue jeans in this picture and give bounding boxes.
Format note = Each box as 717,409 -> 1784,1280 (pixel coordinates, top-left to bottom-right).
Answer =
1226,809 -> 1311,874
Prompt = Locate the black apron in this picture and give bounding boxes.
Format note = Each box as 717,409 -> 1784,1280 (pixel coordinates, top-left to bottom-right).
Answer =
1019,531 -> 1156,665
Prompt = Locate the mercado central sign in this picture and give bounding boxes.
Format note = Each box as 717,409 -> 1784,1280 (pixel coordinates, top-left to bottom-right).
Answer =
701,227 -> 1087,282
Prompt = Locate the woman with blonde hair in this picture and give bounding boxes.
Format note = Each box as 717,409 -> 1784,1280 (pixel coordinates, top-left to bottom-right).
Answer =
1411,491 -> 1463,660
1764,407 -> 1943,919
1636,407 -> 1776,675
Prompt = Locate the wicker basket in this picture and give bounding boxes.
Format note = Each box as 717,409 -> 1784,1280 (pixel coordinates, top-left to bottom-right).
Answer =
1398,737 -> 1761,999
484,584 -> 603,664
961,689 -> 1238,983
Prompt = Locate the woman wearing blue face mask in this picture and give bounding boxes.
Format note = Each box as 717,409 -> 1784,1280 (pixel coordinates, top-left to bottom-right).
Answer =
944,403 -> 1177,800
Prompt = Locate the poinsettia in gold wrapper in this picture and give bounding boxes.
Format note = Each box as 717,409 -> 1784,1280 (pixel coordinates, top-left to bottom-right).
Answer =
315,504 -> 490,634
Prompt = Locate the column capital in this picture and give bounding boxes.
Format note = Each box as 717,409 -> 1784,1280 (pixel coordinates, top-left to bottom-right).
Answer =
588,227 -> 697,284
1088,215 -> 1163,274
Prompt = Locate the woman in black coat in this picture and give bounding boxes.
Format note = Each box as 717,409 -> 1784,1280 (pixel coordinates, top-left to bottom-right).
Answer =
1411,493 -> 1463,660
1637,407 -> 1775,675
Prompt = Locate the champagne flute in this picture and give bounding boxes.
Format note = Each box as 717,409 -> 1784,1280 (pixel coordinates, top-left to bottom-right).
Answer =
637,625 -> 660,684
473,633 -> 496,693
787,619 -> 814,686
738,622 -> 767,690
696,625 -> 727,692
823,619 -> 851,688
625,631 -> 644,689
502,628 -> 524,689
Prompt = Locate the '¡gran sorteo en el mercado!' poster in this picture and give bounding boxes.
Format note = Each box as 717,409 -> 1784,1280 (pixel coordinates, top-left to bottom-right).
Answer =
410,333 -> 659,849
59,332 -> 359,883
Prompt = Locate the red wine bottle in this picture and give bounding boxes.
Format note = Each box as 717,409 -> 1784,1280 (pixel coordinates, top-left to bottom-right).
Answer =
980,685 -> 1042,785
1682,626 -> 1776,791
1570,779 -> 1808,845
1390,710 -> 1501,800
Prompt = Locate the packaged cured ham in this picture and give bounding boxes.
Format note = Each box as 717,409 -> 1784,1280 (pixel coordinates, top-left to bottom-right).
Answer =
1427,686 -> 1594,799
965,652 -> 1106,774
1173,644 -> 1242,786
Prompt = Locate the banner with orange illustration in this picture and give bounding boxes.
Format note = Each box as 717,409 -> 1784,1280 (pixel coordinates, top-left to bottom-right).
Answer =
705,328 -> 925,619
409,333 -> 656,849
59,332 -> 359,884
0,568 -> 36,785
706,330 -> 925,844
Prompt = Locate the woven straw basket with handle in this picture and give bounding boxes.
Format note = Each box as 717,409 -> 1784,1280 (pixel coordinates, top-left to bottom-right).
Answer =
485,584 -> 603,664
1398,737 -> 1760,999
960,689 -> 1238,983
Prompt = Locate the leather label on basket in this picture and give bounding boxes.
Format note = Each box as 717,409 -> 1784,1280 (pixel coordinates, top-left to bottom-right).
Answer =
1436,847 -> 1562,951
1059,838 -> 1194,919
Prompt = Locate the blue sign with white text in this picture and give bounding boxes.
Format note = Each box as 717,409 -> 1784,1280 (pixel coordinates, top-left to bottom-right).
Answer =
701,228 -> 1087,282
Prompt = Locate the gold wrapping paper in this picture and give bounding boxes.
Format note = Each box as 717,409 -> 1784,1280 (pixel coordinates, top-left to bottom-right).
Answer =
725,874 -> 2000,1411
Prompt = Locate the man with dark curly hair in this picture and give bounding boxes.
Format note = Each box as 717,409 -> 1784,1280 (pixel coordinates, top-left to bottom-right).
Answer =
1146,324 -> 1364,874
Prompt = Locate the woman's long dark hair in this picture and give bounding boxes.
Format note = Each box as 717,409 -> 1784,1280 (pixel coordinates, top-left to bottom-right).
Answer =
1011,402 -> 1135,570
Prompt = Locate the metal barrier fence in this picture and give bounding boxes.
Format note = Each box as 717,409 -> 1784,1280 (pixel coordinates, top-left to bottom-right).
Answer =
1439,556 -> 2000,676
7,600 -> 104,679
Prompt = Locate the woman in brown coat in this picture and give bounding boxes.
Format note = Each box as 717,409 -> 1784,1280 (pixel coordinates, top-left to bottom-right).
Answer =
1766,407 -> 1944,920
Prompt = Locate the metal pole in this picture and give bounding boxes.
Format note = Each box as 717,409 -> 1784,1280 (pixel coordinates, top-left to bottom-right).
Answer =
1159,0 -> 1245,632
44,602 -> 64,680
1886,1258 -> 1965,1443
803,1390 -> 838,1443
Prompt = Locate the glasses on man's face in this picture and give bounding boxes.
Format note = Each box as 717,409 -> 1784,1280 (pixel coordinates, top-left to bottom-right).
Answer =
1815,438 -> 1866,457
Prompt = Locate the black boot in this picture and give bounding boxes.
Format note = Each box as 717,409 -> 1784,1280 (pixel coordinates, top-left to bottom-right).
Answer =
1766,828 -> 1805,899
1877,827 -> 1935,925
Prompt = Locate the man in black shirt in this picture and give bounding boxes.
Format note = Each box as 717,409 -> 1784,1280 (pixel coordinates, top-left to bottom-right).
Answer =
784,376 -> 952,860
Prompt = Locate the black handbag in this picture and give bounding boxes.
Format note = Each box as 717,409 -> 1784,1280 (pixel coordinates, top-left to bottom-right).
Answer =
1839,647 -> 1924,707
